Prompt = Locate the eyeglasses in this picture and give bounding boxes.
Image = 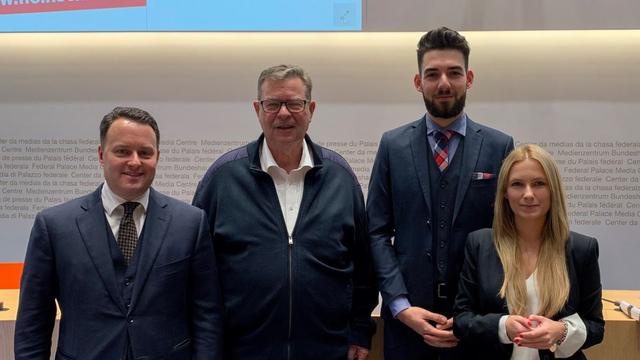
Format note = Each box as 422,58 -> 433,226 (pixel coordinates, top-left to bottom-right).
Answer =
259,99 -> 308,113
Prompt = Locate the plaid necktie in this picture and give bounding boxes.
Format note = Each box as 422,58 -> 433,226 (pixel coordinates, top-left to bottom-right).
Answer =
433,130 -> 455,172
117,202 -> 140,265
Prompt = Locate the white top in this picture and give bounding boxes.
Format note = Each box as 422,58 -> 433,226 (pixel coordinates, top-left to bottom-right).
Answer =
259,138 -> 313,239
101,182 -> 149,240
498,272 -> 588,359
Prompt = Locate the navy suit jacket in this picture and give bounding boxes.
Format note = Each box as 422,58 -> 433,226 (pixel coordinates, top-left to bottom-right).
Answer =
367,116 -> 514,319
15,187 -> 223,360
453,229 -> 604,360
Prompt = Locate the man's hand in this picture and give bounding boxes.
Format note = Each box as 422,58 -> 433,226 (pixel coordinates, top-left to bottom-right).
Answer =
396,306 -> 459,347
505,315 -> 531,343
347,344 -> 369,360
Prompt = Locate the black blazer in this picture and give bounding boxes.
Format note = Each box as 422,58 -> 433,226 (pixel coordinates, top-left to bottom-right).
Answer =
453,228 -> 604,360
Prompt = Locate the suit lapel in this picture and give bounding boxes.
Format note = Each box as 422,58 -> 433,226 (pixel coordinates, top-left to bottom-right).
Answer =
77,187 -> 126,313
129,189 -> 170,313
452,119 -> 483,225
410,117 -> 432,216
558,237 -> 579,318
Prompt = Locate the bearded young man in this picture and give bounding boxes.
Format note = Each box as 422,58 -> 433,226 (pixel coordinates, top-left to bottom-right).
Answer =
366,27 -> 515,359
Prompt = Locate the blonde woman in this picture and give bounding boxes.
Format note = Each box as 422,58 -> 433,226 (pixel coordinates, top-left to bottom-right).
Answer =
453,144 -> 604,359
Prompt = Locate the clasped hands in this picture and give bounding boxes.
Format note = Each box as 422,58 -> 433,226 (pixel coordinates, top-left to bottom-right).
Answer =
347,344 -> 369,360
506,314 -> 565,350
397,307 -> 459,348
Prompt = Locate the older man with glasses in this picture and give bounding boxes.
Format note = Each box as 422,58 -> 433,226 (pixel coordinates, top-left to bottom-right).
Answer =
193,64 -> 378,360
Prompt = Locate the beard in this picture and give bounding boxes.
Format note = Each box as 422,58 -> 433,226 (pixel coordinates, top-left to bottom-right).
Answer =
423,91 -> 467,119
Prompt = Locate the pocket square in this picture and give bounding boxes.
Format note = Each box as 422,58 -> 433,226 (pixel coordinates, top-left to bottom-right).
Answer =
471,172 -> 495,180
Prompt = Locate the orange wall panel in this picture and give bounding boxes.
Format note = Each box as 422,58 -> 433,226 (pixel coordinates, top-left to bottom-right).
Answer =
0,263 -> 23,289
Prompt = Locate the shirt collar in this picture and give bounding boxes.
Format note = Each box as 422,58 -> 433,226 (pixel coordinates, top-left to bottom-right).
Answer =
426,112 -> 467,137
260,138 -> 314,173
101,182 -> 150,216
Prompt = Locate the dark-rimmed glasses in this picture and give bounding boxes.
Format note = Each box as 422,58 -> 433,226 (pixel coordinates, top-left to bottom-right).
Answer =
259,99 -> 308,113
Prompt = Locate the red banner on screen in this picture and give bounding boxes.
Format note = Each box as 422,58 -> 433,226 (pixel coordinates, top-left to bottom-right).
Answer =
0,0 -> 146,15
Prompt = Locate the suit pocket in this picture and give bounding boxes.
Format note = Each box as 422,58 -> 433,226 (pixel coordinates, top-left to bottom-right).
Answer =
468,177 -> 498,211
469,178 -> 496,188
173,337 -> 191,350
153,256 -> 189,277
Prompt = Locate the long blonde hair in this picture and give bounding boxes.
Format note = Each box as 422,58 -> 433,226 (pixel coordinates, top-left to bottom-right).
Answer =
493,144 -> 570,317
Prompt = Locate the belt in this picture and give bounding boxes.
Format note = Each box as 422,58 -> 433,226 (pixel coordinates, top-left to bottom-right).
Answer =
437,282 -> 448,299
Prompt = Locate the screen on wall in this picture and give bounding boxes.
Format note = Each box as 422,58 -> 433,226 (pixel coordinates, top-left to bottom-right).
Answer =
0,0 -> 362,31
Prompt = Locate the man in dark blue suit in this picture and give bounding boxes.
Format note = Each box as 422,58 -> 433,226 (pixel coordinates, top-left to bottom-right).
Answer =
15,107 -> 223,359
367,27 -> 515,359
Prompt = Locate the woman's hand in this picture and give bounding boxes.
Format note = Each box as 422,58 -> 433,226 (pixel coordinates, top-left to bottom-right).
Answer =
513,315 -> 566,350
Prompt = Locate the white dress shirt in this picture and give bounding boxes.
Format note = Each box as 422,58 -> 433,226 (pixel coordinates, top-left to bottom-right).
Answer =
259,138 -> 314,239
101,182 -> 150,240
498,272 -> 588,359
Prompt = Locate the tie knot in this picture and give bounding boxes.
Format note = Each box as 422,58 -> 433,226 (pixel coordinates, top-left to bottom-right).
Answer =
435,130 -> 454,142
122,202 -> 140,216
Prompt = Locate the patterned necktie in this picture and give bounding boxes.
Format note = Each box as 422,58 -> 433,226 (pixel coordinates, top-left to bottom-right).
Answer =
117,202 -> 140,264
433,130 -> 454,172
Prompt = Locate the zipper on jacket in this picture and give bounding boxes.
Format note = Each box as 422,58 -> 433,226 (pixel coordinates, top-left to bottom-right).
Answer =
287,234 -> 293,360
